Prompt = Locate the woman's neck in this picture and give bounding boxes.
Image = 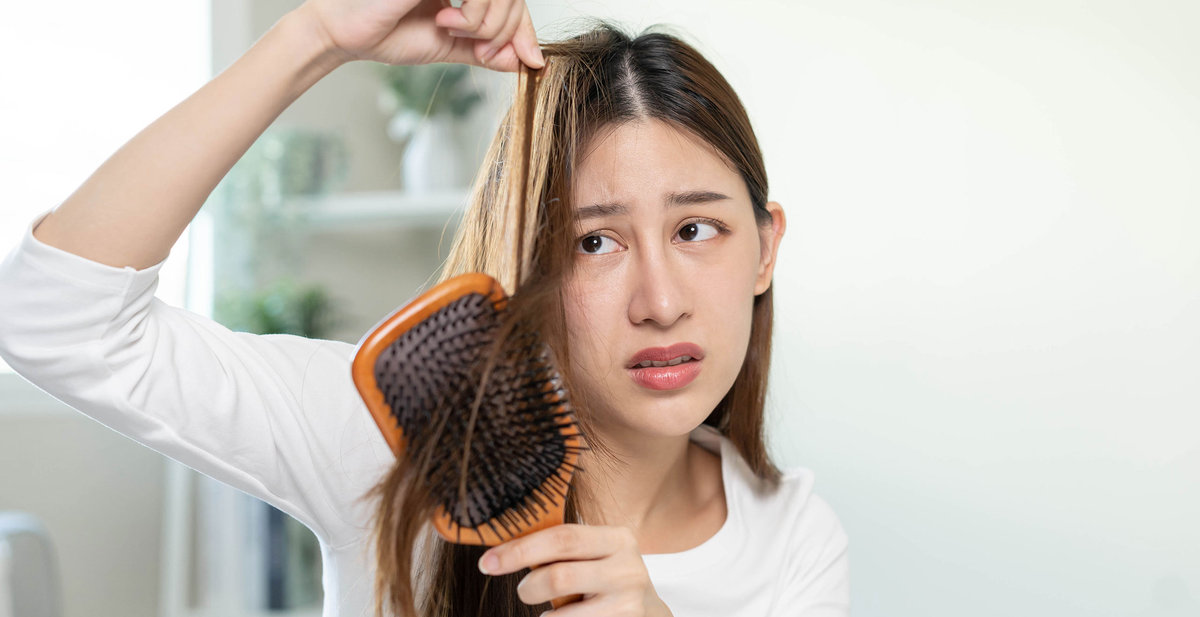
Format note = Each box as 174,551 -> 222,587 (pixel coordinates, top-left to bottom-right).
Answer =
577,424 -> 725,553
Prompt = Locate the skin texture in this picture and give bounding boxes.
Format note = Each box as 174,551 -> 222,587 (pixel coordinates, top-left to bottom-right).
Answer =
479,119 -> 787,616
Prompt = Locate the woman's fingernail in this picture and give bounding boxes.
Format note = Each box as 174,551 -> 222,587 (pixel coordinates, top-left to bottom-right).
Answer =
479,552 -> 499,574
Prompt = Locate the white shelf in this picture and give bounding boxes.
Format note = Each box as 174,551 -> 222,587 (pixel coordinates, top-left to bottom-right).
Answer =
296,189 -> 470,229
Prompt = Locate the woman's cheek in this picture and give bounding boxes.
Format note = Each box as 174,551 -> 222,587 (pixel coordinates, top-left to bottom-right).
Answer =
564,283 -> 616,368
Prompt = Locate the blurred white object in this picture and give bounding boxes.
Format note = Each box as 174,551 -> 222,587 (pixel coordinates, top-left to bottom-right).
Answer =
396,115 -> 467,193
0,513 -> 61,617
0,539 -> 9,617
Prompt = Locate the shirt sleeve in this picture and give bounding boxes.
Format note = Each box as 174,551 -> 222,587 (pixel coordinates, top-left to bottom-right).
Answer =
777,489 -> 851,616
0,213 -> 393,545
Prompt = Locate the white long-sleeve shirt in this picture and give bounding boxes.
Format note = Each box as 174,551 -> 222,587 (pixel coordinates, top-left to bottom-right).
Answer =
0,213 -> 850,616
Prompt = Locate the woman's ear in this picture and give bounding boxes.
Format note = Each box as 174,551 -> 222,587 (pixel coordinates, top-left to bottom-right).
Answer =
754,201 -> 786,296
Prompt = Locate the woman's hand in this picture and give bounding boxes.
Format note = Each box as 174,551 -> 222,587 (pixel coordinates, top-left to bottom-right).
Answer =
479,524 -> 674,616
297,0 -> 543,71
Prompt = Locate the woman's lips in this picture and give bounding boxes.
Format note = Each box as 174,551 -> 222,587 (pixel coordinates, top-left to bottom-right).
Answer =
626,342 -> 704,391
627,359 -> 702,391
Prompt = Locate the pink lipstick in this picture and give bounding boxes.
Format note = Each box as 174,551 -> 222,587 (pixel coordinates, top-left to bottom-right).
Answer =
626,343 -> 703,391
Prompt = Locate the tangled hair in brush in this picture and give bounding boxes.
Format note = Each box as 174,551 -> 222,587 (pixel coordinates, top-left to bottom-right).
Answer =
368,21 -> 782,617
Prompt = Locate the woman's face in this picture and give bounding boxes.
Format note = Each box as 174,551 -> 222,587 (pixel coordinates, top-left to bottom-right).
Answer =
564,119 -> 785,444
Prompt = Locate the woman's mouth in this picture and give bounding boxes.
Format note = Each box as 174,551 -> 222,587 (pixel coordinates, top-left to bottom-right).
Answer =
631,355 -> 694,368
626,343 -> 704,391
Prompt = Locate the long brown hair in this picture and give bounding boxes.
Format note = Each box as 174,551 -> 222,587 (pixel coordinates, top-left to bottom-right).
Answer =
369,22 -> 781,617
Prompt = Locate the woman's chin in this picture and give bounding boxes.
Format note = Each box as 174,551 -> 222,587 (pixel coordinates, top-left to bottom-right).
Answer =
594,399 -> 717,443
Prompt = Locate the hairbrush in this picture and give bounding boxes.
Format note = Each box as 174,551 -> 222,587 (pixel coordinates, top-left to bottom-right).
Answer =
351,272 -> 585,605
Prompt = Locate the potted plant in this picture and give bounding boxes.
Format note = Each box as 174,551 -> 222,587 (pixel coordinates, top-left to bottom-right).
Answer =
215,278 -> 342,340
378,63 -> 484,192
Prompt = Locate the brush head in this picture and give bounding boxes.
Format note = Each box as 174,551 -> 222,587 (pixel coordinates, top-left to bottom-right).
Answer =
352,273 -> 585,545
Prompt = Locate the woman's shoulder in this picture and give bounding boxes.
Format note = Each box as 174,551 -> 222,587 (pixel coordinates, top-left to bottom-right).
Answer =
693,426 -> 843,535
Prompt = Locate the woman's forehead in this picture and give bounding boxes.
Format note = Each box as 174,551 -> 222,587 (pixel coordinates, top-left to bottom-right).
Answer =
572,119 -> 746,208
577,119 -> 729,168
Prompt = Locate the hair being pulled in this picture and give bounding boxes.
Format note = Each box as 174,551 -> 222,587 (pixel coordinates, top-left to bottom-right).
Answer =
369,22 -> 780,617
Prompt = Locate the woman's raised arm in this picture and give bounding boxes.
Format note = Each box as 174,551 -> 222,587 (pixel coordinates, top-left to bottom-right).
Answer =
32,0 -> 542,270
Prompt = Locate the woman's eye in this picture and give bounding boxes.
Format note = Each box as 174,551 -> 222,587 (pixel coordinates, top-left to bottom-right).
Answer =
676,221 -> 720,242
577,234 -> 621,255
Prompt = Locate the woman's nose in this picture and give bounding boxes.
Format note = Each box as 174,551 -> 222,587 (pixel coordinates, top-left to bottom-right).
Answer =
626,249 -> 692,328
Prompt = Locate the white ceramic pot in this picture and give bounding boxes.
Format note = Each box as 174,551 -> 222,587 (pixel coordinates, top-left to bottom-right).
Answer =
398,114 -> 466,193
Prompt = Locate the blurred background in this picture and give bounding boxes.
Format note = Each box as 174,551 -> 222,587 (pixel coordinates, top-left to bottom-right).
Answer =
1,0 -> 1197,616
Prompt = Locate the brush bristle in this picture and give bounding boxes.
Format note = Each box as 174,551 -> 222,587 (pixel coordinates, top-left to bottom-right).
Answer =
374,292 -> 583,540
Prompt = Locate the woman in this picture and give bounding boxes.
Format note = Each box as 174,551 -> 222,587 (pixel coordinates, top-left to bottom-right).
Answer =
0,0 -> 849,615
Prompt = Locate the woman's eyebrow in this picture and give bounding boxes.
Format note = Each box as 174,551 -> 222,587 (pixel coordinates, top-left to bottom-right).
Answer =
574,190 -> 732,220
666,190 -> 731,207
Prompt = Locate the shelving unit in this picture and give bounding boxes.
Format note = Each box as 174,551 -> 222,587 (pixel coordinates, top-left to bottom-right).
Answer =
295,189 -> 471,229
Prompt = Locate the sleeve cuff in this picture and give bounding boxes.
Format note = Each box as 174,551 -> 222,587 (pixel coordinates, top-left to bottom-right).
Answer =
18,210 -> 167,297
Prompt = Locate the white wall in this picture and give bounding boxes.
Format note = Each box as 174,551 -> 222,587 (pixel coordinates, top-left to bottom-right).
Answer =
0,409 -> 164,617
525,1 -> 1200,615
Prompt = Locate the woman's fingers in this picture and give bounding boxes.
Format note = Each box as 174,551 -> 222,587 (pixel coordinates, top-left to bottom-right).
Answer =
510,9 -> 545,68
477,0 -> 525,60
480,525 -> 636,574
480,43 -> 521,71
435,37 -> 516,71
481,525 -> 664,615
532,594 -> 648,617
435,0 -> 500,38
480,10 -> 544,70
515,560 -> 611,605
435,0 -> 542,69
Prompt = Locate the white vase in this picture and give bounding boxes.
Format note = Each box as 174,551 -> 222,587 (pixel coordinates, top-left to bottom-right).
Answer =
398,114 -> 466,193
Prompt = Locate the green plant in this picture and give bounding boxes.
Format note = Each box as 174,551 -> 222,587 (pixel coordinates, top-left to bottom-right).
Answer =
215,279 -> 342,339
378,63 -> 483,118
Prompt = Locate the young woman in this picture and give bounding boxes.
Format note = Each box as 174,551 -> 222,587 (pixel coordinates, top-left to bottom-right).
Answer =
0,0 -> 849,616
